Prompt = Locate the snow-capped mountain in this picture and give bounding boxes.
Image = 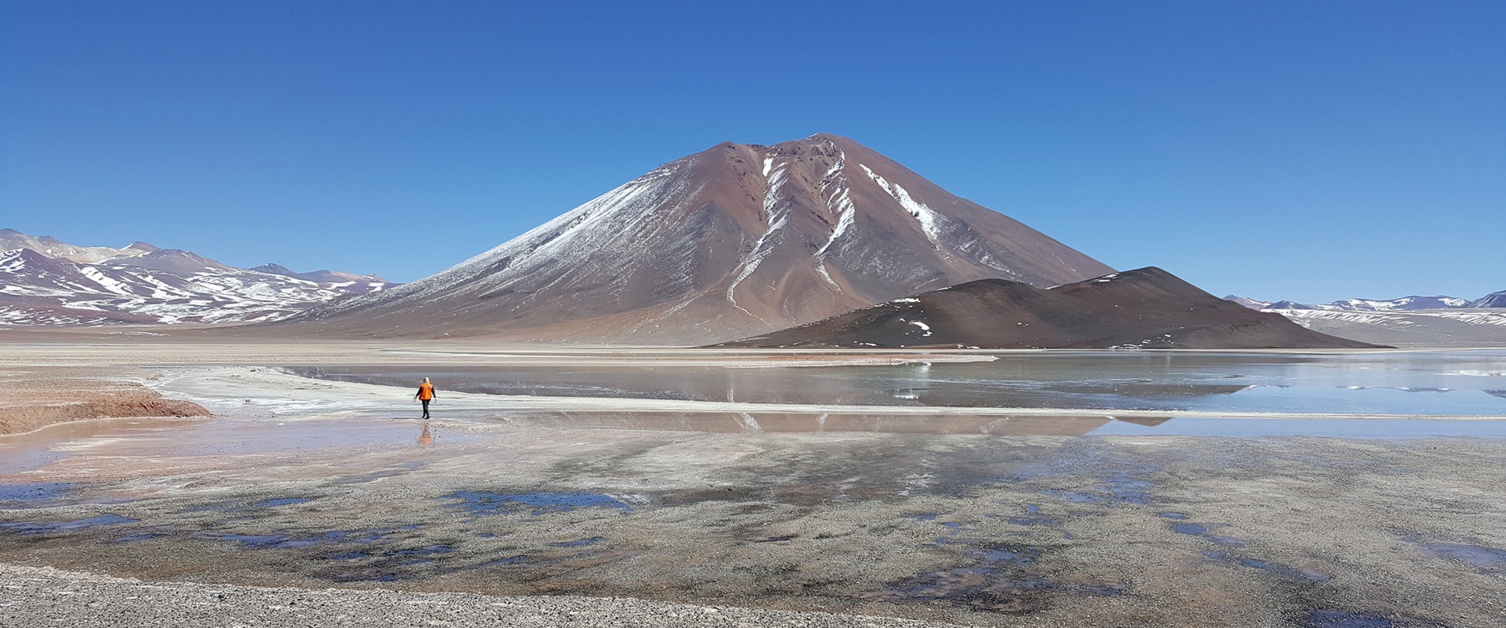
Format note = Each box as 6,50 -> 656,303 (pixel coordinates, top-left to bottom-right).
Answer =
1226,294 -> 1474,311
0,228 -> 154,264
1224,295 -> 1272,310
290,134 -> 1114,343
1272,308 -> 1506,348
1222,290 -> 1506,347
251,264 -> 389,294
0,231 -> 394,326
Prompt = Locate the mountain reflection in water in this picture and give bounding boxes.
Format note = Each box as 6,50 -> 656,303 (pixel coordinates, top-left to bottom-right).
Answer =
286,350 -> 1506,417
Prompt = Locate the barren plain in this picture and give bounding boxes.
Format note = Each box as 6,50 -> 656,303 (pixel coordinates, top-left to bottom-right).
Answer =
2,334 -> 1504,627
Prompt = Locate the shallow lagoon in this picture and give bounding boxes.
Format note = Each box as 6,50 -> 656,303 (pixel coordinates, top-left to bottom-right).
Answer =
6,346 -> 1506,626
287,349 -> 1506,417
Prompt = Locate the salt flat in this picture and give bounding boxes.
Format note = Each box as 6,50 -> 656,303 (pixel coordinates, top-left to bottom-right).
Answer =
2,340 -> 1505,627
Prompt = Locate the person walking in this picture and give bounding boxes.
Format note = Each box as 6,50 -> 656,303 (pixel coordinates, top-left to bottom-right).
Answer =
415,377 -> 436,419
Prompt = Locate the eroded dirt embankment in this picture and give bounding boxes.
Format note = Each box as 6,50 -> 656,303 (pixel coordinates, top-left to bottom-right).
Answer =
0,367 -> 210,436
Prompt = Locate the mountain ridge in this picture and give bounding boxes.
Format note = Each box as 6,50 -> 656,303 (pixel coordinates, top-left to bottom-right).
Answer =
0,229 -> 395,326
1226,293 -> 1500,311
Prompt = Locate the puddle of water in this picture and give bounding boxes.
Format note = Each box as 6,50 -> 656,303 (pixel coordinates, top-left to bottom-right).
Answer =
0,513 -> 136,534
1171,522 -> 1247,546
860,566 -> 1120,614
551,537 -> 604,548
211,533 -> 294,548
200,527 -> 411,549
0,418 -> 205,473
1419,542 -> 1506,572
1100,476 -> 1151,504
1300,609 -> 1397,627
253,497 -> 314,508
1041,490 -> 1099,504
975,547 -> 1036,565
1039,474 -> 1154,507
1006,515 -> 1063,527
6,418 -> 465,470
1202,551 -> 1330,582
1172,523 -> 1209,535
176,496 -> 334,522
877,521 -> 1120,613
113,532 -> 167,543
0,482 -> 73,505
999,503 -> 1062,527
1237,557 -> 1331,582
388,544 -> 454,560
1159,512 -> 1187,520
0,451 -> 69,475
446,491 -> 631,517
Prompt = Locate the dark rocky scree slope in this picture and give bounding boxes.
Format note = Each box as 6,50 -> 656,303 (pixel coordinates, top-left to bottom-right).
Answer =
715,267 -> 1386,350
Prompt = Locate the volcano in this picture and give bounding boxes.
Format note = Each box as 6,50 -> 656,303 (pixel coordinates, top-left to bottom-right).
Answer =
292,134 -> 1112,343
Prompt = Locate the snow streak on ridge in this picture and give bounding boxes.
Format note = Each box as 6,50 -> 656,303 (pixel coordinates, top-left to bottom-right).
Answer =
860,164 -> 946,250
814,150 -> 856,289
726,158 -> 789,321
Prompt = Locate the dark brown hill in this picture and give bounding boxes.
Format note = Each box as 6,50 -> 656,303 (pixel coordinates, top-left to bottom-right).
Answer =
282,134 -> 1113,344
714,267 -> 1386,349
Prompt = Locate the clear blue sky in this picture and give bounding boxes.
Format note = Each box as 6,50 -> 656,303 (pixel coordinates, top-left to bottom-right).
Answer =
2,1 -> 1501,303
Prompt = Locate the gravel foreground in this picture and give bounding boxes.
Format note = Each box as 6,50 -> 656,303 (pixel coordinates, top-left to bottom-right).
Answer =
0,564 -> 959,628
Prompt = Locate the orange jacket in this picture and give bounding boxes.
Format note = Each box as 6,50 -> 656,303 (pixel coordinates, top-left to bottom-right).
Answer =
417,382 -> 435,401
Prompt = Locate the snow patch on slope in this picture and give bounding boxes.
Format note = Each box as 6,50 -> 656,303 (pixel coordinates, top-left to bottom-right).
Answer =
814,150 -> 856,289
334,162 -> 701,313
726,159 -> 789,319
1274,308 -> 1506,327
0,241 -> 393,326
860,164 -> 946,250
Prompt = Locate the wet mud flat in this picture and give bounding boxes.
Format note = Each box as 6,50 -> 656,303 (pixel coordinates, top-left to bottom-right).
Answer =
4,421 -> 1506,627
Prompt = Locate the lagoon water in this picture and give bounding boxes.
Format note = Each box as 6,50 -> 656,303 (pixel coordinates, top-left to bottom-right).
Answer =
287,350 -> 1506,418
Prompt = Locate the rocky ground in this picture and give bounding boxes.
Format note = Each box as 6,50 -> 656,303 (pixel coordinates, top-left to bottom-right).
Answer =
0,366 -> 208,436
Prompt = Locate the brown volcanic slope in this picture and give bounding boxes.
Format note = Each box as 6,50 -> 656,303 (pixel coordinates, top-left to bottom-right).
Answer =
283,134 -> 1113,344
714,267 -> 1386,349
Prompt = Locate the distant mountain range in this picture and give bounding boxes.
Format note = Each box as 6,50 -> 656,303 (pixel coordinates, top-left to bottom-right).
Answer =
716,267 -> 1380,350
283,134 -> 1114,343
1223,290 -> 1506,347
1226,293 -> 1503,311
0,228 -> 393,325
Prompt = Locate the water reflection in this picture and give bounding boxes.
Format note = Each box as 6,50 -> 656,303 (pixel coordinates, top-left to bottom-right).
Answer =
495,411 -> 1160,436
287,350 -> 1506,417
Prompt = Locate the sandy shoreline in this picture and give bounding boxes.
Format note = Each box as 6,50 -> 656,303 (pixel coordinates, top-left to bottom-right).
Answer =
3,339 -> 1506,626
